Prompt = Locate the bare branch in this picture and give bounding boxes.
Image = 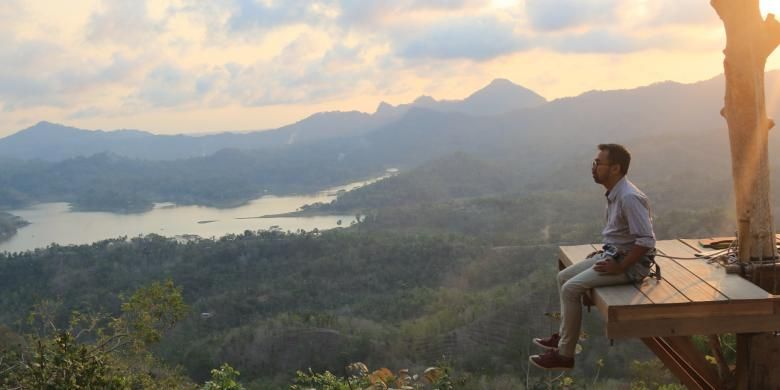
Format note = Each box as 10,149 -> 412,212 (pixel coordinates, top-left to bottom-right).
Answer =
765,13 -> 780,57
94,333 -> 127,350
102,339 -> 132,355
74,317 -> 101,340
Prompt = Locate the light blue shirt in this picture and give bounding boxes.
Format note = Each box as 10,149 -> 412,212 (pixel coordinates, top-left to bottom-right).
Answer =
603,177 -> 656,250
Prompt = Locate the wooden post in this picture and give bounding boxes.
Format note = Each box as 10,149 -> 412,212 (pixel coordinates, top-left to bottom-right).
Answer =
711,0 -> 779,263
712,1 -> 780,388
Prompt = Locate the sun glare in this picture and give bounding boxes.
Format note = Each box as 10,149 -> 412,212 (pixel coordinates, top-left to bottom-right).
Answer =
489,0 -> 516,9
760,0 -> 780,17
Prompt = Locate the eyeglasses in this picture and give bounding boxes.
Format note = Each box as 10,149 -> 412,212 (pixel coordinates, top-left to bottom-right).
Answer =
592,159 -> 612,169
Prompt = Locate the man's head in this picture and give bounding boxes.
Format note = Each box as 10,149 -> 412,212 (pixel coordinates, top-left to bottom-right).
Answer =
592,143 -> 631,186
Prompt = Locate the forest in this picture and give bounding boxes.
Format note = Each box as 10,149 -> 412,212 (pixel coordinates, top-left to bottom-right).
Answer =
0,149 -> 747,388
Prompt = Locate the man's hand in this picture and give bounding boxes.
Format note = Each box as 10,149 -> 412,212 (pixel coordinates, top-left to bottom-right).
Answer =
593,257 -> 623,274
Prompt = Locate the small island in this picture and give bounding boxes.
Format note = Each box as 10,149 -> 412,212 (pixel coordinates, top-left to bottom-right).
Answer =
0,212 -> 30,242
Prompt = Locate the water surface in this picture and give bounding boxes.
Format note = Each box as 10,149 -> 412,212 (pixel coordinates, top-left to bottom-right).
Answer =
0,176 -> 386,253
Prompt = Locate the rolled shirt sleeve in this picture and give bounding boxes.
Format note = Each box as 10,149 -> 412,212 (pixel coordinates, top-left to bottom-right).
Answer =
622,193 -> 656,249
602,177 -> 657,250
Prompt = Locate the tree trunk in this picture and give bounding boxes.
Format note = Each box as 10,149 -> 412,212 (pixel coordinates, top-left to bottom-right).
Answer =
712,0 -> 780,388
712,0 -> 779,263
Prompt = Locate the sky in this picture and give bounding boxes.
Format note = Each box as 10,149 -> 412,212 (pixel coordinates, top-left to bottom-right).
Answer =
2,0 -> 780,137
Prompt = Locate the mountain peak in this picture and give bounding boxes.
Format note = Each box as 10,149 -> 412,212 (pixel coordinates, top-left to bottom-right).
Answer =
375,101 -> 394,114
17,121 -> 80,136
487,78 -> 515,87
461,78 -> 547,114
413,95 -> 437,105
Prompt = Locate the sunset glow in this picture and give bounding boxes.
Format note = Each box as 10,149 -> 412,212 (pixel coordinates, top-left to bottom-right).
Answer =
761,0 -> 780,16
0,0 -> 776,136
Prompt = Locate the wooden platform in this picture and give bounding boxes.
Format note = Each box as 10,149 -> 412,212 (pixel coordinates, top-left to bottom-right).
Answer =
560,239 -> 780,338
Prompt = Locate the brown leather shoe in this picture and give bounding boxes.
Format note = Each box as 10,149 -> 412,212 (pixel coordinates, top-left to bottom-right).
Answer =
529,349 -> 574,370
532,333 -> 560,350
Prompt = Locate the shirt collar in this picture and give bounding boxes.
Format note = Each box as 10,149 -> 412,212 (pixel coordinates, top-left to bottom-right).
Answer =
605,176 -> 627,203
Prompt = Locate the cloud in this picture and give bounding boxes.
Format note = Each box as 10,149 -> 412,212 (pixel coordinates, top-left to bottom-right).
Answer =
136,65 -> 203,107
0,35 -> 151,109
67,106 -> 107,120
642,0 -> 721,27
178,35 -> 381,107
87,0 -> 166,46
0,1 -> 25,34
0,38 -> 65,106
525,0 -> 619,31
226,0 -> 328,32
337,0 -> 479,27
196,0 -> 484,35
397,16 -> 526,60
549,30 -> 650,54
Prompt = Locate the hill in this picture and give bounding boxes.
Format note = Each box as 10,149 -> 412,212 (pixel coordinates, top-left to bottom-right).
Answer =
307,152 -> 518,213
0,78 -> 546,161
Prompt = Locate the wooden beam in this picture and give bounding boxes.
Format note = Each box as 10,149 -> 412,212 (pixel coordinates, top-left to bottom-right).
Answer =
641,337 -> 718,390
736,333 -> 751,390
664,336 -> 721,388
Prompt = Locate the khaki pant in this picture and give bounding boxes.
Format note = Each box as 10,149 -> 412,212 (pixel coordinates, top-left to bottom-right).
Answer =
556,252 -> 635,357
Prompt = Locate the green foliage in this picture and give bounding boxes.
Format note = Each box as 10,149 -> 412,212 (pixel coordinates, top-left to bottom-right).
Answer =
118,279 -> 189,346
0,280 -> 194,389
202,364 -> 245,390
290,368 -> 369,390
312,152 -> 518,214
290,364 -> 467,390
2,331 -> 129,389
628,359 -> 686,390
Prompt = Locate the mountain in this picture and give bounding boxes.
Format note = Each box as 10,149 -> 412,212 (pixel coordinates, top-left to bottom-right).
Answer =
0,79 -> 546,161
357,71 -> 743,169
0,112 -> 384,162
3,71 -> 780,213
374,78 -> 547,118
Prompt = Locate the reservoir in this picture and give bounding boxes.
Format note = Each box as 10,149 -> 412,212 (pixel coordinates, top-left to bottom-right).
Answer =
0,176 -> 386,253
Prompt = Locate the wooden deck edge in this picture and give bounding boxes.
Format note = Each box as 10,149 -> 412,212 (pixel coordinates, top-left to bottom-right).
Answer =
608,299 -> 775,321
607,314 -> 780,338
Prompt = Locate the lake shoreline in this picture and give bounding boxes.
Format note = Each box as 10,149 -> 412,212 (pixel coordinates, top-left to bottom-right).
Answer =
0,174 -> 392,253
0,212 -> 30,243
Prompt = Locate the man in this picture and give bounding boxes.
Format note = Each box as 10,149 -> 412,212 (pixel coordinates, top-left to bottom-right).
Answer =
529,144 -> 656,370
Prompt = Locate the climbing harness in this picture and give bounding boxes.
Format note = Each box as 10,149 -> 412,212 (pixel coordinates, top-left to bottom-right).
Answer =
602,244 -> 661,281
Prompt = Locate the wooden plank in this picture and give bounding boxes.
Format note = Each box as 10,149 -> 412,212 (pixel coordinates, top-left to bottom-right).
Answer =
680,238 -> 705,252
634,276 -> 690,305
593,284 -> 652,321
607,313 -> 780,338
654,240 -> 729,302
656,240 -> 772,300
559,244 -> 597,267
